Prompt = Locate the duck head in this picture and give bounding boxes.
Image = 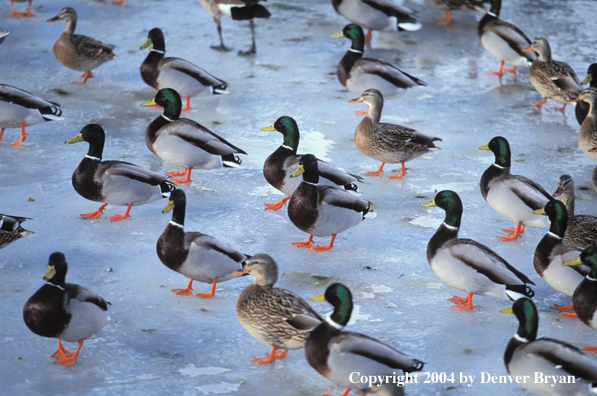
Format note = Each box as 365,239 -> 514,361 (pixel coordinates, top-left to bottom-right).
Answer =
142,88 -> 182,121
232,254 -> 278,287
331,24 -> 365,52
419,190 -> 463,228
162,188 -> 186,226
290,154 -> 319,184
43,252 -> 68,288
140,27 -> 165,52
65,124 -> 106,159
479,136 -> 511,168
260,116 -> 300,152
533,200 -> 568,238
311,283 -> 353,329
565,245 -> 597,279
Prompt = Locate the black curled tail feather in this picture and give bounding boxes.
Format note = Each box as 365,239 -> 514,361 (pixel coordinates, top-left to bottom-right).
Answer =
222,154 -> 242,167
160,180 -> 176,197
40,105 -> 62,120
344,183 -> 358,192
506,284 -> 535,299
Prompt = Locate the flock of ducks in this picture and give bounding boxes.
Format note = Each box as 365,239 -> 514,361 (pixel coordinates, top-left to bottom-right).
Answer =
4,0 -> 597,395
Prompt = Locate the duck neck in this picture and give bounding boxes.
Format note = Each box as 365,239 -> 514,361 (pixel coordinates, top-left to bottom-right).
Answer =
282,130 -> 299,153
86,140 -> 104,160
171,202 -> 185,226
366,97 -> 383,123
548,210 -> 567,238
330,299 -> 352,328
302,169 -> 319,185
560,191 -> 575,217
163,102 -> 181,121
443,202 -> 462,229
63,17 -> 76,35
488,0 -> 501,17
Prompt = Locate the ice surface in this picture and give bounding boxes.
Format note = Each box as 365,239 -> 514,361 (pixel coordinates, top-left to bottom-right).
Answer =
1,0 -> 597,395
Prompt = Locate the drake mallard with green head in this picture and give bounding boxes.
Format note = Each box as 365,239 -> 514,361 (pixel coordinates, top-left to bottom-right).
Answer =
552,174 -> 597,249
66,124 -> 175,221
305,283 -> 424,396
532,200 -> 588,314
0,214 -> 34,250
564,246 -> 597,352
420,190 -> 535,310
576,64 -> 597,125
0,84 -> 63,147
332,24 -> 426,100
479,136 -> 553,241
332,0 -> 421,42
504,298 -> 597,395
350,89 -> 441,179
261,116 -> 362,211
47,7 -> 116,84
142,88 -> 246,184
477,0 -> 535,76
140,28 -> 228,112
23,252 -> 108,367
233,254 -> 322,364
287,154 -> 374,251
523,37 -> 582,112
158,188 -> 247,298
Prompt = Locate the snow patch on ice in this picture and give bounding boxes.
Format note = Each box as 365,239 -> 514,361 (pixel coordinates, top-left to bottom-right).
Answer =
180,364 -> 231,377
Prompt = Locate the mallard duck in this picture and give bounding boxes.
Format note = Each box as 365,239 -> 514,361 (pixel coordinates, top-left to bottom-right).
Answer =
332,24 -> 426,99
0,214 -> 34,250
350,89 -> 441,179
504,298 -> 597,395
420,190 -> 535,310
332,0 -> 421,43
532,200 -> 587,314
425,0 -> 488,25
0,84 -> 63,147
564,246 -> 597,352
232,254 -> 322,363
523,37 -> 582,112
306,283 -> 424,396
0,29 -> 10,44
140,28 -> 228,112
552,174 -> 597,249
576,63 -> 597,125
576,88 -> 597,162
47,7 -> 116,84
23,252 -> 108,367
142,88 -> 246,184
479,136 -> 553,241
197,0 -> 270,55
10,0 -> 35,17
65,124 -> 175,221
158,189 -> 247,298
477,0 -> 535,76
261,116 -> 362,211
287,154 -> 374,251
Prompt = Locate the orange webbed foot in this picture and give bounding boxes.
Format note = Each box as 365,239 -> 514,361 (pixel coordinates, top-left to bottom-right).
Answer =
388,163 -> 406,179
583,346 -> 597,353
365,162 -> 385,176
433,11 -> 452,25
560,311 -> 577,318
449,292 -> 475,310
167,170 -> 185,177
51,341 -> 73,358
531,98 -> 547,110
264,196 -> 290,211
311,235 -> 336,251
251,347 -> 288,364
553,303 -> 574,312
171,279 -> 194,295
72,71 -> 94,84
194,279 -> 217,299
171,168 -> 192,184
55,341 -> 83,367
498,223 -> 524,241
554,104 -> 567,112
292,235 -> 314,248
107,204 -> 132,221
80,203 -> 108,219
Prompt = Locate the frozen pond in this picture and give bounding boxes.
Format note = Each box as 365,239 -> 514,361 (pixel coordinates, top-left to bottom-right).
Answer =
1,0 -> 597,395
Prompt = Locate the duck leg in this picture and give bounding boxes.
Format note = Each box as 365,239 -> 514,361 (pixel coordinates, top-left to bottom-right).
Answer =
210,22 -> 232,52
10,121 -> 28,147
80,203 -> 108,219
170,168 -> 192,184
194,279 -> 217,299
51,340 -> 74,358
449,292 -> 475,310
291,234 -> 314,248
181,97 -> 192,112
560,311 -> 577,318
583,346 -> 597,352
251,346 -> 288,364
55,340 -> 84,367
364,29 -> 373,43
72,71 -> 94,85
433,11 -> 452,26
0,128 -> 4,140
112,0 -> 124,4
239,20 -> 256,56
171,279 -> 194,295
107,204 -> 133,221
366,162 -> 385,176
498,223 -> 525,241
312,234 -> 337,252
531,98 -> 547,110
388,163 -> 407,179
489,62 -> 517,76
264,196 -> 290,211
323,388 -> 351,396
11,0 -> 36,17
554,104 -> 567,112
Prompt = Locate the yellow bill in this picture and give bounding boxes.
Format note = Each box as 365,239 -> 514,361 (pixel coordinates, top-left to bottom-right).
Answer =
162,200 -> 175,213
43,265 -> 56,280
499,306 -> 513,314
309,293 -> 325,301
260,125 -> 276,131
290,164 -> 305,178
65,133 -> 84,144
140,38 -> 152,50
564,256 -> 582,266
330,31 -> 344,39
419,198 -> 436,207
581,73 -> 592,85
478,144 -> 489,150
533,207 -> 546,215
141,98 -> 157,107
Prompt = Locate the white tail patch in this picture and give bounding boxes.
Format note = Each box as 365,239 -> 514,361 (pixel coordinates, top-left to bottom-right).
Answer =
223,160 -> 242,168
398,22 -> 422,32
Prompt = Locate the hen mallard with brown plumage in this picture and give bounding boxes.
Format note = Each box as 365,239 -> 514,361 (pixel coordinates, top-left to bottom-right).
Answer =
552,174 -> 597,249
47,7 -> 116,84
523,37 -> 582,112
233,254 -> 322,364
576,88 -> 597,162
350,89 -> 441,179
